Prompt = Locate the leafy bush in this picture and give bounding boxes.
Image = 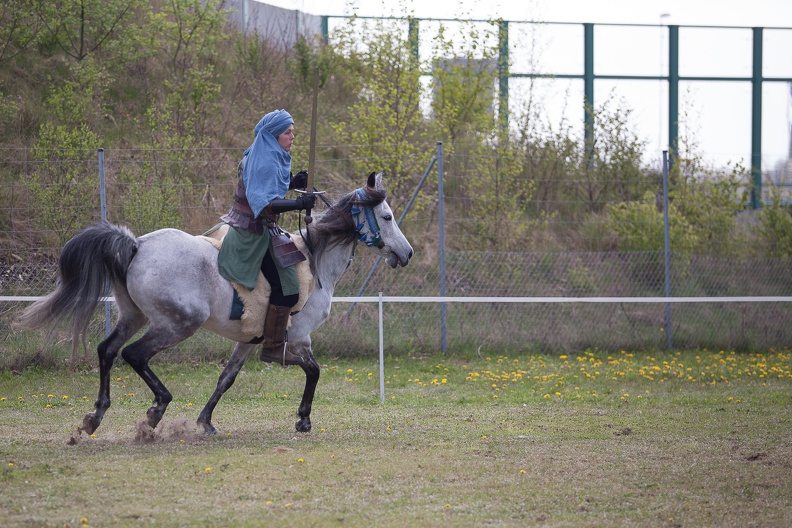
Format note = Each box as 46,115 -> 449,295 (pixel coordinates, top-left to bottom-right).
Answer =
606,191 -> 697,254
29,123 -> 100,247
754,187 -> 792,257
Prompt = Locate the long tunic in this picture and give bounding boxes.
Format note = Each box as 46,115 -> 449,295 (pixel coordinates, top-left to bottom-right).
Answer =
213,156 -> 298,296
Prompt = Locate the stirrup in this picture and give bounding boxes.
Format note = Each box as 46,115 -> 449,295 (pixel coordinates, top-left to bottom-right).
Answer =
260,330 -> 289,366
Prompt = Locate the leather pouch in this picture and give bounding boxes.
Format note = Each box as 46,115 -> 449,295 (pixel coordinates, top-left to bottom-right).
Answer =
270,227 -> 306,268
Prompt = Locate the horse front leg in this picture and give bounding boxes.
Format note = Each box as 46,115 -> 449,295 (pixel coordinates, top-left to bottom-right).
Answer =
293,344 -> 320,433
197,342 -> 257,435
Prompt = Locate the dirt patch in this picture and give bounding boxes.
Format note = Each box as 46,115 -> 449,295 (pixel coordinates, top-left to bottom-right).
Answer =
134,418 -> 205,444
65,418 -> 206,445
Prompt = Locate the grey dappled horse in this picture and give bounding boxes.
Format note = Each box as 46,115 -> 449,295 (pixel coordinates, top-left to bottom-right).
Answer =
16,172 -> 413,436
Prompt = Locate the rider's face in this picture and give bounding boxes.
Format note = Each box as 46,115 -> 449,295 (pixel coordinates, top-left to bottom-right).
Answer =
278,126 -> 295,152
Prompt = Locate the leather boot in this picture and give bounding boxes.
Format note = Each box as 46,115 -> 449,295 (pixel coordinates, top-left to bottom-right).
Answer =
260,304 -> 291,363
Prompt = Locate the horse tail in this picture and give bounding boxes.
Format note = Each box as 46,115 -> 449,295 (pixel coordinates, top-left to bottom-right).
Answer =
14,223 -> 138,335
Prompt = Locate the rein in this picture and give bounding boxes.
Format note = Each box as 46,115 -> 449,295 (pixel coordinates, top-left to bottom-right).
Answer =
298,188 -> 333,289
298,187 -> 333,254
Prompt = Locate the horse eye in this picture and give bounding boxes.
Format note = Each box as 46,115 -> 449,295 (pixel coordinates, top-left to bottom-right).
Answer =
382,214 -> 392,222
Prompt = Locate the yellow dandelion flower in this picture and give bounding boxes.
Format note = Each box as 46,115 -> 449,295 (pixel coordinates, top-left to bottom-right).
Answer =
8,462 -> 13,467
80,518 -> 89,524
205,467 -> 212,472
297,458 -> 304,463
520,469 -> 526,474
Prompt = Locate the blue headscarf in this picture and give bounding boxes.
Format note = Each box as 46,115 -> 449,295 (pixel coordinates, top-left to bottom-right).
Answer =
242,109 -> 294,217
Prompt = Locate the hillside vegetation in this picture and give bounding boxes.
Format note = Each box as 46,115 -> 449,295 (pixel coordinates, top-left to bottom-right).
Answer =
2,0 -> 792,256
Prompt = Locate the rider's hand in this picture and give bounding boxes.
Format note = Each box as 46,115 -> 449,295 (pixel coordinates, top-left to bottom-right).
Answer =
296,193 -> 317,210
290,170 -> 309,190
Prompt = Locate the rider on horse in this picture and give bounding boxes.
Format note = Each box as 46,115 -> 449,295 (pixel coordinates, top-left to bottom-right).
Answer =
217,109 -> 316,361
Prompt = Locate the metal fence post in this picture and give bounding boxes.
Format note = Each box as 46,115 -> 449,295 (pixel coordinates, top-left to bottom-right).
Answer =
663,150 -> 672,350
437,141 -> 447,353
583,23 -> 594,159
668,25 -> 679,164
497,19 -> 509,128
750,27 -> 763,209
378,291 -> 385,403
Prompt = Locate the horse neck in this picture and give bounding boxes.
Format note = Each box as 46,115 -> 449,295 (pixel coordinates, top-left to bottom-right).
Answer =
306,231 -> 356,295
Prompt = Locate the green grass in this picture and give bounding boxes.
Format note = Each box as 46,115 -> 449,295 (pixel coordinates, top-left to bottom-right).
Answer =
1,349 -> 791,527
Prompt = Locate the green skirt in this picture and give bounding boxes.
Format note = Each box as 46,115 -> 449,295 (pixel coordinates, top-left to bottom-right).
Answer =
214,224 -> 299,296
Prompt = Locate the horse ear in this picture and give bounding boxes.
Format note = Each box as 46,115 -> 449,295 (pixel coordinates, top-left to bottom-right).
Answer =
367,171 -> 377,189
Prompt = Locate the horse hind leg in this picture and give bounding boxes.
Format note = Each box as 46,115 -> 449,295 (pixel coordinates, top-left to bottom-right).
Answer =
197,342 -> 257,435
82,313 -> 146,435
121,323 -> 199,430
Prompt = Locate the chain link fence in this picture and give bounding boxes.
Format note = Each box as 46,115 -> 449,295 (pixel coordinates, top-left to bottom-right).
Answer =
2,147 -> 791,368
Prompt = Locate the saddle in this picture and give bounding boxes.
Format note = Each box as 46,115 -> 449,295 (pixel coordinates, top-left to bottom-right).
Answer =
197,224 -> 315,338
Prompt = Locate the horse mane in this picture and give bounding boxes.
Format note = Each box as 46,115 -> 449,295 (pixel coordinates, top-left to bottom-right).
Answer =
306,183 -> 387,274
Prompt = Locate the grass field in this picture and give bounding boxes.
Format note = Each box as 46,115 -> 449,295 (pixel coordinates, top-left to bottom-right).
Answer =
1,348 -> 791,527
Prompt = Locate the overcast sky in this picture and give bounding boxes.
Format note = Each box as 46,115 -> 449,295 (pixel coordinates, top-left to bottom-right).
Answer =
256,1 -> 792,171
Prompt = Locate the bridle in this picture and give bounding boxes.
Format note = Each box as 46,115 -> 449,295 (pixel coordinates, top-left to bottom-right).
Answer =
298,187 -> 388,287
351,188 -> 385,249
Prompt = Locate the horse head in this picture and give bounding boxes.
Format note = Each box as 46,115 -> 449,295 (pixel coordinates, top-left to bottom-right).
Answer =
353,172 -> 414,268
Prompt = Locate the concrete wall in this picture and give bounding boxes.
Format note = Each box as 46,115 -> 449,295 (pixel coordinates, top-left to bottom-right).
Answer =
225,0 -> 324,48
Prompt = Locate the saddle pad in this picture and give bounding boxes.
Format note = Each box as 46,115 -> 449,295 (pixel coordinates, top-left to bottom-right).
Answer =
197,225 -> 314,337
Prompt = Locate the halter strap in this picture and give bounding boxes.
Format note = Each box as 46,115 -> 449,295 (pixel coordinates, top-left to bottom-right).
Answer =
351,189 -> 384,248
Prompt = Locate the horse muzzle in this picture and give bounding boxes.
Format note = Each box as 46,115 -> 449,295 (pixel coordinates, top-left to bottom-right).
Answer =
383,246 -> 413,268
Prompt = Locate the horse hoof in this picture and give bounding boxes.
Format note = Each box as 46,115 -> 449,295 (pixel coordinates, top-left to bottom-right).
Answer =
295,418 -> 311,433
146,407 -> 164,429
80,413 -> 99,435
199,421 -> 218,436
